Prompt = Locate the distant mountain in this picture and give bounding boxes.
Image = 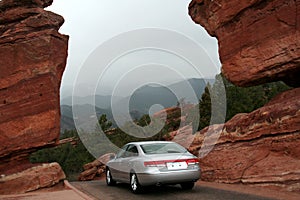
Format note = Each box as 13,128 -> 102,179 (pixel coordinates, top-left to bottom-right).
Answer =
60,78 -> 213,132
60,113 -> 76,132
120,78 -> 208,115
60,95 -> 123,109
112,85 -> 176,116
168,78 -> 208,102
60,104 -> 113,132
60,104 -> 143,133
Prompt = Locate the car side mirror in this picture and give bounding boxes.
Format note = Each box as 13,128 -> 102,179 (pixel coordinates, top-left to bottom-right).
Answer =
110,154 -> 116,160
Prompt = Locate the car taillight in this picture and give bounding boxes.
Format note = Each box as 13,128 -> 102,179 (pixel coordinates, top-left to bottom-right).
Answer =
185,158 -> 199,165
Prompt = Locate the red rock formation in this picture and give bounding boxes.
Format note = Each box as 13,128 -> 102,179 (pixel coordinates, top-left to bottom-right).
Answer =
78,153 -> 115,181
188,0 -> 300,192
0,0 -> 68,189
189,0 -> 300,87
164,125 -> 195,149
152,106 -> 180,120
0,162 -> 66,195
188,88 -> 300,192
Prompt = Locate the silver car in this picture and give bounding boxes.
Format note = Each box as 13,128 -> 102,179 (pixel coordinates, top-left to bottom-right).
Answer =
105,141 -> 201,193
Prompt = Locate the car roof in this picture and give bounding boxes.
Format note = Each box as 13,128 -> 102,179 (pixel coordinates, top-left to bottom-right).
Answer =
127,141 -> 175,146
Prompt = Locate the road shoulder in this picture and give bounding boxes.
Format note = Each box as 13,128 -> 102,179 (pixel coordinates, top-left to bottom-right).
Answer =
0,181 -> 93,200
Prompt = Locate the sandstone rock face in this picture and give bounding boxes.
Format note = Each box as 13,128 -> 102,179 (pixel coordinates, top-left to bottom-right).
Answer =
78,153 -> 115,181
189,0 -> 300,87
189,88 -> 300,192
189,0 -> 300,192
0,163 -> 66,195
164,125 -> 195,149
0,0 -> 68,177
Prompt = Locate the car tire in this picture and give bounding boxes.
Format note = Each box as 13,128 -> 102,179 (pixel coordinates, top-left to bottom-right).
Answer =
106,168 -> 116,186
130,173 -> 143,194
180,182 -> 195,190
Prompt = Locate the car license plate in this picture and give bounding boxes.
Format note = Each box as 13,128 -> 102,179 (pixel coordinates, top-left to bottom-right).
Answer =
166,162 -> 187,170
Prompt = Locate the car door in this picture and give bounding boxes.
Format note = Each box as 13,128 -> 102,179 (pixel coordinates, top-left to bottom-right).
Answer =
118,144 -> 139,182
109,145 -> 128,181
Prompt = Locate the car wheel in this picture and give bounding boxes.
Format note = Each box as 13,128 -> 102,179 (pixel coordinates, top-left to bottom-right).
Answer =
180,182 -> 195,190
130,173 -> 143,194
106,168 -> 116,186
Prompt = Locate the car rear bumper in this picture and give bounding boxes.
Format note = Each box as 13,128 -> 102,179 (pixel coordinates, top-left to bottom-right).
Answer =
137,168 -> 201,186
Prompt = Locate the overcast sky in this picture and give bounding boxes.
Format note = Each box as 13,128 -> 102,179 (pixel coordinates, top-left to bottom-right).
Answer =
47,0 -> 221,97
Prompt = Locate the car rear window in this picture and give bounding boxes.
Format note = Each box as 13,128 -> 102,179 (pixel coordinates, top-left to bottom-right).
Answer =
140,143 -> 187,154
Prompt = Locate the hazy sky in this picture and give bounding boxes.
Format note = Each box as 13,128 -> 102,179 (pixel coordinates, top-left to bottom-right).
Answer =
47,0 -> 221,96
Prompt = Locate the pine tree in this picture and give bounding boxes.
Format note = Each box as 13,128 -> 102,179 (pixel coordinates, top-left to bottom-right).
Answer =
198,83 -> 212,130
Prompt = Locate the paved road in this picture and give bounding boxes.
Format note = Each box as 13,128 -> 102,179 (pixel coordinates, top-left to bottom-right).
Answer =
71,181 -> 275,200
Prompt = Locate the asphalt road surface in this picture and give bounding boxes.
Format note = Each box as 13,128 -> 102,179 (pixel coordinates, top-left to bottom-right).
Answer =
71,181 -> 275,200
